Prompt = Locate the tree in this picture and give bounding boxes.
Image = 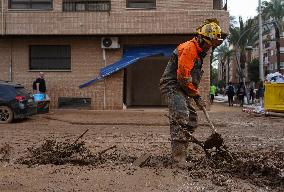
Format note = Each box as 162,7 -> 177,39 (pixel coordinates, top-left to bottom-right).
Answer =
211,67 -> 218,85
262,0 -> 284,32
262,0 -> 284,71
248,58 -> 260,82
228,17 -> 259,82
213,43 -> 234,83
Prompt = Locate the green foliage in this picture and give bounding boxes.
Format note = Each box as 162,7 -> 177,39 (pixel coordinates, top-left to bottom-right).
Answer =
211,67 -> 218,85
217,80 -> 225,88
228,17 -> 259,79
248,59 -> 260,82
262,0 -> 284,33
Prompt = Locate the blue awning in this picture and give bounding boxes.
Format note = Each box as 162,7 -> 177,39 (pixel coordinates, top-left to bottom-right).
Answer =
79,45 -> 176,88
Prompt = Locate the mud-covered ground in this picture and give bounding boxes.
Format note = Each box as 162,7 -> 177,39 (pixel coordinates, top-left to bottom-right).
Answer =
0,103 -> 283,192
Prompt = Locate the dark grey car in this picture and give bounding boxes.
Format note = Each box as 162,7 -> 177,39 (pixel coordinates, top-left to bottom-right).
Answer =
0,80 -> 37,123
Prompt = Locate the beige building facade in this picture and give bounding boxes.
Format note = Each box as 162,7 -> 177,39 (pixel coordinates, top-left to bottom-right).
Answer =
0,0 -> 229,109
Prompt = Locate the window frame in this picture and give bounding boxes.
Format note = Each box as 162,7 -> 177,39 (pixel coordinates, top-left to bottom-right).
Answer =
9,0 -> 53,10
126,0 -> 156,9
29,45 -> 71,72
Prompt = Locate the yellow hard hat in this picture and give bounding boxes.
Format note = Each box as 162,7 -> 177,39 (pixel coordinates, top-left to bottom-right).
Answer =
196,18 -> 223,47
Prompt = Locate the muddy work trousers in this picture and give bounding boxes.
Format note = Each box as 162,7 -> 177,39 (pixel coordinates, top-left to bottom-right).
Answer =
164,88 -> 198,160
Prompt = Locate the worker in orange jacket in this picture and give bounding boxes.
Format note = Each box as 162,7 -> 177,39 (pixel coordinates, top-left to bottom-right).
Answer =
160,18 -> 223,167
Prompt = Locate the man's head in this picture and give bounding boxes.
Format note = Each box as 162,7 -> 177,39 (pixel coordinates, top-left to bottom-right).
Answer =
196,18 -> 223,48
38,72 -> 44,79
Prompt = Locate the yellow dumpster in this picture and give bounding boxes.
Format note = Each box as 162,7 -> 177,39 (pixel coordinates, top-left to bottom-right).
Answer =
264,83 -> 284,113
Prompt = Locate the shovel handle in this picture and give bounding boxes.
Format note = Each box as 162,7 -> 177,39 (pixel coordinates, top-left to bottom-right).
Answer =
202,107 -> 217,133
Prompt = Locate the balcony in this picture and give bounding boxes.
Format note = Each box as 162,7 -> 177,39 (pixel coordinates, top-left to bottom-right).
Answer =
62,0 -> 111,12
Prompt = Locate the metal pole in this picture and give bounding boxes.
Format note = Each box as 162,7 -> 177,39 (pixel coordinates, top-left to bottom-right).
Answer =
258,0 -> 264,81
1,0 -> 4,36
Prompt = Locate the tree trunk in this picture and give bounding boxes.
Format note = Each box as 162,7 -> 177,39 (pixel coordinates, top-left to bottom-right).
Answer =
227,57 -> 230,83
272,22 -> 280,72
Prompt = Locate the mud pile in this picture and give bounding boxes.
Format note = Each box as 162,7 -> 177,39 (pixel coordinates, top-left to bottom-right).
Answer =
16,139 -> 283,191
18,139 -> 135,167
144,147 -> 284,191
0,143 -> 12,162
18,139 -> 94,166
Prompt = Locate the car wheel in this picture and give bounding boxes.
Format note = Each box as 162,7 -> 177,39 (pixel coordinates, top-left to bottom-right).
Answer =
0,106 -> 14,123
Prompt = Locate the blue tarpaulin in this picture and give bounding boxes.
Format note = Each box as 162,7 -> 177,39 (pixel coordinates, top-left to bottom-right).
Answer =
79,45 -> 176,88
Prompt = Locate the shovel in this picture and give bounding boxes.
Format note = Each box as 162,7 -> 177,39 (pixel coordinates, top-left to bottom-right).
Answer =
202,107 -> 224,149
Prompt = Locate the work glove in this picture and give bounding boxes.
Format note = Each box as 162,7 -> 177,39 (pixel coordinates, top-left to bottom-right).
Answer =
194,96 -> 206,110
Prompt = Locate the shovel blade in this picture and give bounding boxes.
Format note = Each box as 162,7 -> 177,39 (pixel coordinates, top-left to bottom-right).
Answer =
204,133 -> 224,149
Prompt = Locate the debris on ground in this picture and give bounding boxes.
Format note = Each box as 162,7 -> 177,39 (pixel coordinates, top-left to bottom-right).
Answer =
17,138 -> 136,167
143,147 -> 284,191
242,105 -> 265,115
0,143 -> 12,162
266,72 -> 284,83
1,103 -> 283,191
18,139 -> 94,166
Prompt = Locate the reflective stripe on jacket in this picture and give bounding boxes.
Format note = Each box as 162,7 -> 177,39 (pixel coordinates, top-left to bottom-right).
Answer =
177,38 -> 204,97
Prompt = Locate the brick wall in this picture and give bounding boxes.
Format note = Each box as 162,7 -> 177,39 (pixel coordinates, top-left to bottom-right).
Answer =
0,35 -> 211,109
3,0 -> 213,12
0,36 -> 123,109
0,0 -> 229,35
1,11 -> 228,35
0,0 -> 229,109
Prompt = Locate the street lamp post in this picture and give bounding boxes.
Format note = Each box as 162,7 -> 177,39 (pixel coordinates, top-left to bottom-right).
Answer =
258,0 -> 264,81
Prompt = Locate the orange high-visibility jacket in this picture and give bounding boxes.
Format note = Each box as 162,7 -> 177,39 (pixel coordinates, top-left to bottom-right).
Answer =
177,38 -> 204,97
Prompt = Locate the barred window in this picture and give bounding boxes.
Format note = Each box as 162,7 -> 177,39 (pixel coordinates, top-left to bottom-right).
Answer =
63,0 -> 111,12
9,0 -> 52,10
30,45 -> 71,71
126,0 -> 156,9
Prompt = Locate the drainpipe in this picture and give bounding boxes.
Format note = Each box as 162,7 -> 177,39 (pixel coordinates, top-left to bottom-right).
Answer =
9,38 -> 13,82
103,48 -> 106,110
1,0 -> 4,36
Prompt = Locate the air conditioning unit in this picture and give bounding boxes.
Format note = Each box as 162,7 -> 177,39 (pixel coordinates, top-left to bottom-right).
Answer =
101,37 -> 120,49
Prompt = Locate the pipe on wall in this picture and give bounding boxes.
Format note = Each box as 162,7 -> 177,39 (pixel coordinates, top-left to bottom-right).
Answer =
9,38 -> 13,81
1,0 -> 4,36
103,48 -> 106,109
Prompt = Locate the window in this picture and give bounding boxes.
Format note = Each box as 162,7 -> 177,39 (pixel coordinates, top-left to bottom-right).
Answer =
29,45 -> 71,70
9,0 -> 52,10
126,0 -> 156,9
63,0 -> 111,12
213,0 -> 223,10
269,64 -> 274,71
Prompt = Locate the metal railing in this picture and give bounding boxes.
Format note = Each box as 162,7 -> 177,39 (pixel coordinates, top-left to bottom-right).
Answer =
63,0 -> 111,12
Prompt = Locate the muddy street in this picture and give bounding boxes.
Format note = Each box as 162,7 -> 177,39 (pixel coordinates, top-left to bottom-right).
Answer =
0,103 -> 283,192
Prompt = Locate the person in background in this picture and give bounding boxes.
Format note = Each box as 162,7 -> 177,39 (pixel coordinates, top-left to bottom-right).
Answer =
210,84 -> 217,104
236,82 -> 245,107
226,82 -> 235,106
249,87 -> 255,104
221,86 -> 225,96
257,81 -> 264,107
33,72 -> 47,94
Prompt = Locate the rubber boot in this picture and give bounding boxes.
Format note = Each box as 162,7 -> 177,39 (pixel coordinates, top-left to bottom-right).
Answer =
171,140 -> 189,168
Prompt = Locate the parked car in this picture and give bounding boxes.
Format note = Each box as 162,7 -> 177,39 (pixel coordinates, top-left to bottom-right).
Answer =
0,80 -> 37,123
